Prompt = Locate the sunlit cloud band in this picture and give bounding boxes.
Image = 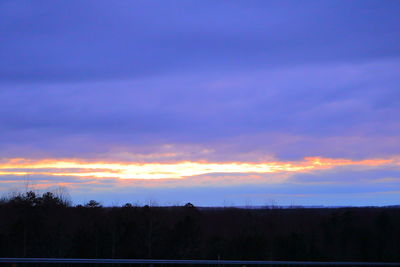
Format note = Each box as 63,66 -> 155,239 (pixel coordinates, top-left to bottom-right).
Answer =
0,157 -> 397,180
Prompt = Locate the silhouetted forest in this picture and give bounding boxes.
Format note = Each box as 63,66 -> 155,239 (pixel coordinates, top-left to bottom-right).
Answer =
0,191 -> 399,262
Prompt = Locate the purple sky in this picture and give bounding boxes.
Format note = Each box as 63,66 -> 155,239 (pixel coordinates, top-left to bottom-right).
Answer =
1,0 -> 399,206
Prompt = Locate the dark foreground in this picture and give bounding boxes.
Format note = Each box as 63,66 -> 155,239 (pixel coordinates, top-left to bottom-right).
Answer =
1,258 -> 400,266
0,192 -> 399,262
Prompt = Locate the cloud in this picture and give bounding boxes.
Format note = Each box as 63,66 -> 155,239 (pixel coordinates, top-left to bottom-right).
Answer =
1,1 -> 399,83
1,156 -> 399,206
1,0 -> 399,206
0,156 -> 396,180
0,59 -> 399,160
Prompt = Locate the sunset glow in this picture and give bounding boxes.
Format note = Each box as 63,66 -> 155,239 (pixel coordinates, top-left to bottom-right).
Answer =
0,157 -> 396,180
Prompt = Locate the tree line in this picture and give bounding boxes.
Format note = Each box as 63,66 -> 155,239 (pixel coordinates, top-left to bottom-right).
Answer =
0,191 -> 399,262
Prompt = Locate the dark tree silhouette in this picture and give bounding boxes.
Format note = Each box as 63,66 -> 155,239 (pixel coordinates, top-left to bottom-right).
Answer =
0,193 -> 399,261
85,200 -> 102,208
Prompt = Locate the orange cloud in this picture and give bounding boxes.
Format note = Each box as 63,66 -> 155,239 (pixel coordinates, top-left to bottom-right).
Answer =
0,157 -> 397,180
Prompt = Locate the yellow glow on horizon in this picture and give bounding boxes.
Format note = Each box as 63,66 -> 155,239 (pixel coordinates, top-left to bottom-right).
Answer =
0,157 -> 396,180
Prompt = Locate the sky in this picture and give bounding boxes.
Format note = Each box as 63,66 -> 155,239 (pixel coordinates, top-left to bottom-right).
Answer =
1,0 -> 400,206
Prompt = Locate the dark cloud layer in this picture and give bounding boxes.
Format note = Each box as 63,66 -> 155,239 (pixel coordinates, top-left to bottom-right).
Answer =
0,1 -> 399,159
1,61 -> 399,159
1,0 -> 400,82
